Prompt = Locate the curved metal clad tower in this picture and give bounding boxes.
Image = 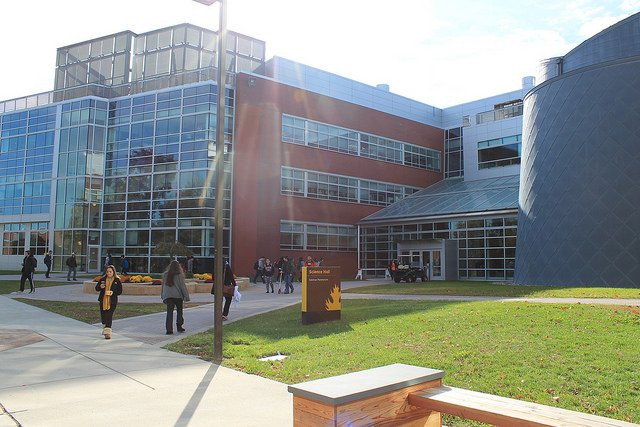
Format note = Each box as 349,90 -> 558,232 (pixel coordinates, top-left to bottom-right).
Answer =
515,13 -> 640,287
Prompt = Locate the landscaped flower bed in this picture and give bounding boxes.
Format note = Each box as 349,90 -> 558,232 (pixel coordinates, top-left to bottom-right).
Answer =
193,273 -> 213,282
93,275 -> 160,285
82,275 -> 249,295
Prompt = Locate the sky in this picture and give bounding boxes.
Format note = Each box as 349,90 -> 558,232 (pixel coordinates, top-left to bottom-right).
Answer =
0,0 -> 638,107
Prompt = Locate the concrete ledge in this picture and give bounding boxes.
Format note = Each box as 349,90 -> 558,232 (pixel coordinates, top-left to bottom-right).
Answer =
288,363 -> 444,406
82,277 -> 250,295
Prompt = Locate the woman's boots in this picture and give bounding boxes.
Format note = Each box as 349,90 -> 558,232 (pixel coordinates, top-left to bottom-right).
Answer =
103,327 -> 112,340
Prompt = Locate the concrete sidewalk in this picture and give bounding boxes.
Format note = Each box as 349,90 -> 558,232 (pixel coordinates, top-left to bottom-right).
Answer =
2,276 -> 638,426
0,296 -> 292,427
6,279 -> 313,346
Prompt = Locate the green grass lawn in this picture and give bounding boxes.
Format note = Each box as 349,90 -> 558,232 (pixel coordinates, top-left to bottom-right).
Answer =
15,299 -> 208,324
0,270 -> 21,275
0,280 -> 72,295
345,281 -> 640,298
167,299 -> 640,425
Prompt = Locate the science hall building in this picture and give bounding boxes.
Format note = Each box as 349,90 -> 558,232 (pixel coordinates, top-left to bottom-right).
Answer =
1,14 -> 638,287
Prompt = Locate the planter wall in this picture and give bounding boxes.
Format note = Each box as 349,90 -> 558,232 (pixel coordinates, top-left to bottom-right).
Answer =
82,277 -> 251,295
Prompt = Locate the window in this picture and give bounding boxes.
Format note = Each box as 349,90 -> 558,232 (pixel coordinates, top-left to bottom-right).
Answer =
281,167 -> 419,206
282,114 -> 441,172
280,221 -> 356,251
478,134 -> 521,169
476,101 -> 523,124
2,229 -> 25,255
445,127 -> 464,178
29,222 -> 49,255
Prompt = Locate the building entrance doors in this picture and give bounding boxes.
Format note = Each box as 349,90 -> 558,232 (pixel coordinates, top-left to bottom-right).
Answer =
398,249 -> 443,280
88,246 -> 100,273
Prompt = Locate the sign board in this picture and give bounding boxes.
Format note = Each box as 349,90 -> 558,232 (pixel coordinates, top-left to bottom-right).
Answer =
301,266 -> 341,324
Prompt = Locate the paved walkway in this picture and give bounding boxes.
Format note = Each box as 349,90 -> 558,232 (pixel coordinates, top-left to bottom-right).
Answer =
6,276 -> 639,346
0,296 -> 291,427
2,276 -> 639,426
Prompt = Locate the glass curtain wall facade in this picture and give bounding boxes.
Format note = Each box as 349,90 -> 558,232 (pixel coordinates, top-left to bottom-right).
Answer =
54,99 -> 108,271
101,83 -> 234,272
0,106 -> 55,259
360,215 -> 517,280
0,82 -> 234,273
0,23 -> 262,273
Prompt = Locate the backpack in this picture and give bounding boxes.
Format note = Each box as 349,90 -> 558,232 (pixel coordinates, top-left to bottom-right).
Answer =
33,258 -> 38,269
253,260 -> 259,270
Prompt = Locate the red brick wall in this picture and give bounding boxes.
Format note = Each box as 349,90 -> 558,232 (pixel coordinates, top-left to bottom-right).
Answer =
231,74 -> 443,278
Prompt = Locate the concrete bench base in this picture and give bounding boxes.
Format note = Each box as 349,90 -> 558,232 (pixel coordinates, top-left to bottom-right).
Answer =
82,278 -> 250,295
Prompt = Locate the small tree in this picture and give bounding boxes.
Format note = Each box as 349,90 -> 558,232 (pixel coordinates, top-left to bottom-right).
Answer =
154,240 -> 193,260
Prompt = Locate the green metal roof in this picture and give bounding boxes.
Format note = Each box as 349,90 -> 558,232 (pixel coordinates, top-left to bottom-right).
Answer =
360,175 -> 519,224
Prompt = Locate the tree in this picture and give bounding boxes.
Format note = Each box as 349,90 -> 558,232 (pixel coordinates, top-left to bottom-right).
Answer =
154,241 -> 193,260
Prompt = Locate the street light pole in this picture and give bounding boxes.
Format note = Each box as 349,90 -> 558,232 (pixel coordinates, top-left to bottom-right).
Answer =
193,0 -> 227,365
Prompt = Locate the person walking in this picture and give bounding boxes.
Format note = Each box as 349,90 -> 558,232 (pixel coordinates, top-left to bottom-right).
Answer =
297,257 -> 304,282
211,262 -> 237,321
186,256 -> 194,274
282,256 -> 293,294
252,256 -> 265,284
120,255 -> 130,275
104,252 -> 112,272
19,250 -> 37,293
263,258 -> 275,293
161,260 -> 190,335
44,250 -> 52,278
95,265 -> 123,340
66,253 -> 78,281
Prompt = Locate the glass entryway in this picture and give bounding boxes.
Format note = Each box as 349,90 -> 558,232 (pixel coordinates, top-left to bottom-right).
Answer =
398,249 -> 442,280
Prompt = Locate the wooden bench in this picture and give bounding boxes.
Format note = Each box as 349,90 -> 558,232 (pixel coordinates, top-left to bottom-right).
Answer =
409,385 -> 636,427
289,364 -> 636,427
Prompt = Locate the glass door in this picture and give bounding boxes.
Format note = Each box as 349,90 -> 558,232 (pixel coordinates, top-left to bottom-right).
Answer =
88,246 -> 100,273
431,250 -> 442,279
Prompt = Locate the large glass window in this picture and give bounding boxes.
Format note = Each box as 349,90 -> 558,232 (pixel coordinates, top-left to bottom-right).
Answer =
282,114 -> 441,172
445,127 -> 463,178
2,224 -> 26,255
475,101 -> 523,124
281,167 -> 419,206
359,215 -> 517,280
29,222 -> 49,255
280,221 -> 356,251
478,134 -> 521,169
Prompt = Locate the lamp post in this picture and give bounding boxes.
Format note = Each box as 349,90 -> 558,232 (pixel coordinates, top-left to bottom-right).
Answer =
192,0 -> 227,365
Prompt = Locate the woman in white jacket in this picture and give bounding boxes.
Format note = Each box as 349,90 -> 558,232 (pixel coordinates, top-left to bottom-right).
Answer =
161,260 -> 191,335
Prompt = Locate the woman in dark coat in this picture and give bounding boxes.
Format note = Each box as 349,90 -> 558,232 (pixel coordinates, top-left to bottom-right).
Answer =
222,263 -> 237,320
211,262 -> 237,321
95,265 -> 123,339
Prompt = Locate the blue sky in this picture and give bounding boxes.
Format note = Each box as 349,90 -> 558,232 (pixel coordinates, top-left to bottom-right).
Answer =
0,0 -> 638,107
